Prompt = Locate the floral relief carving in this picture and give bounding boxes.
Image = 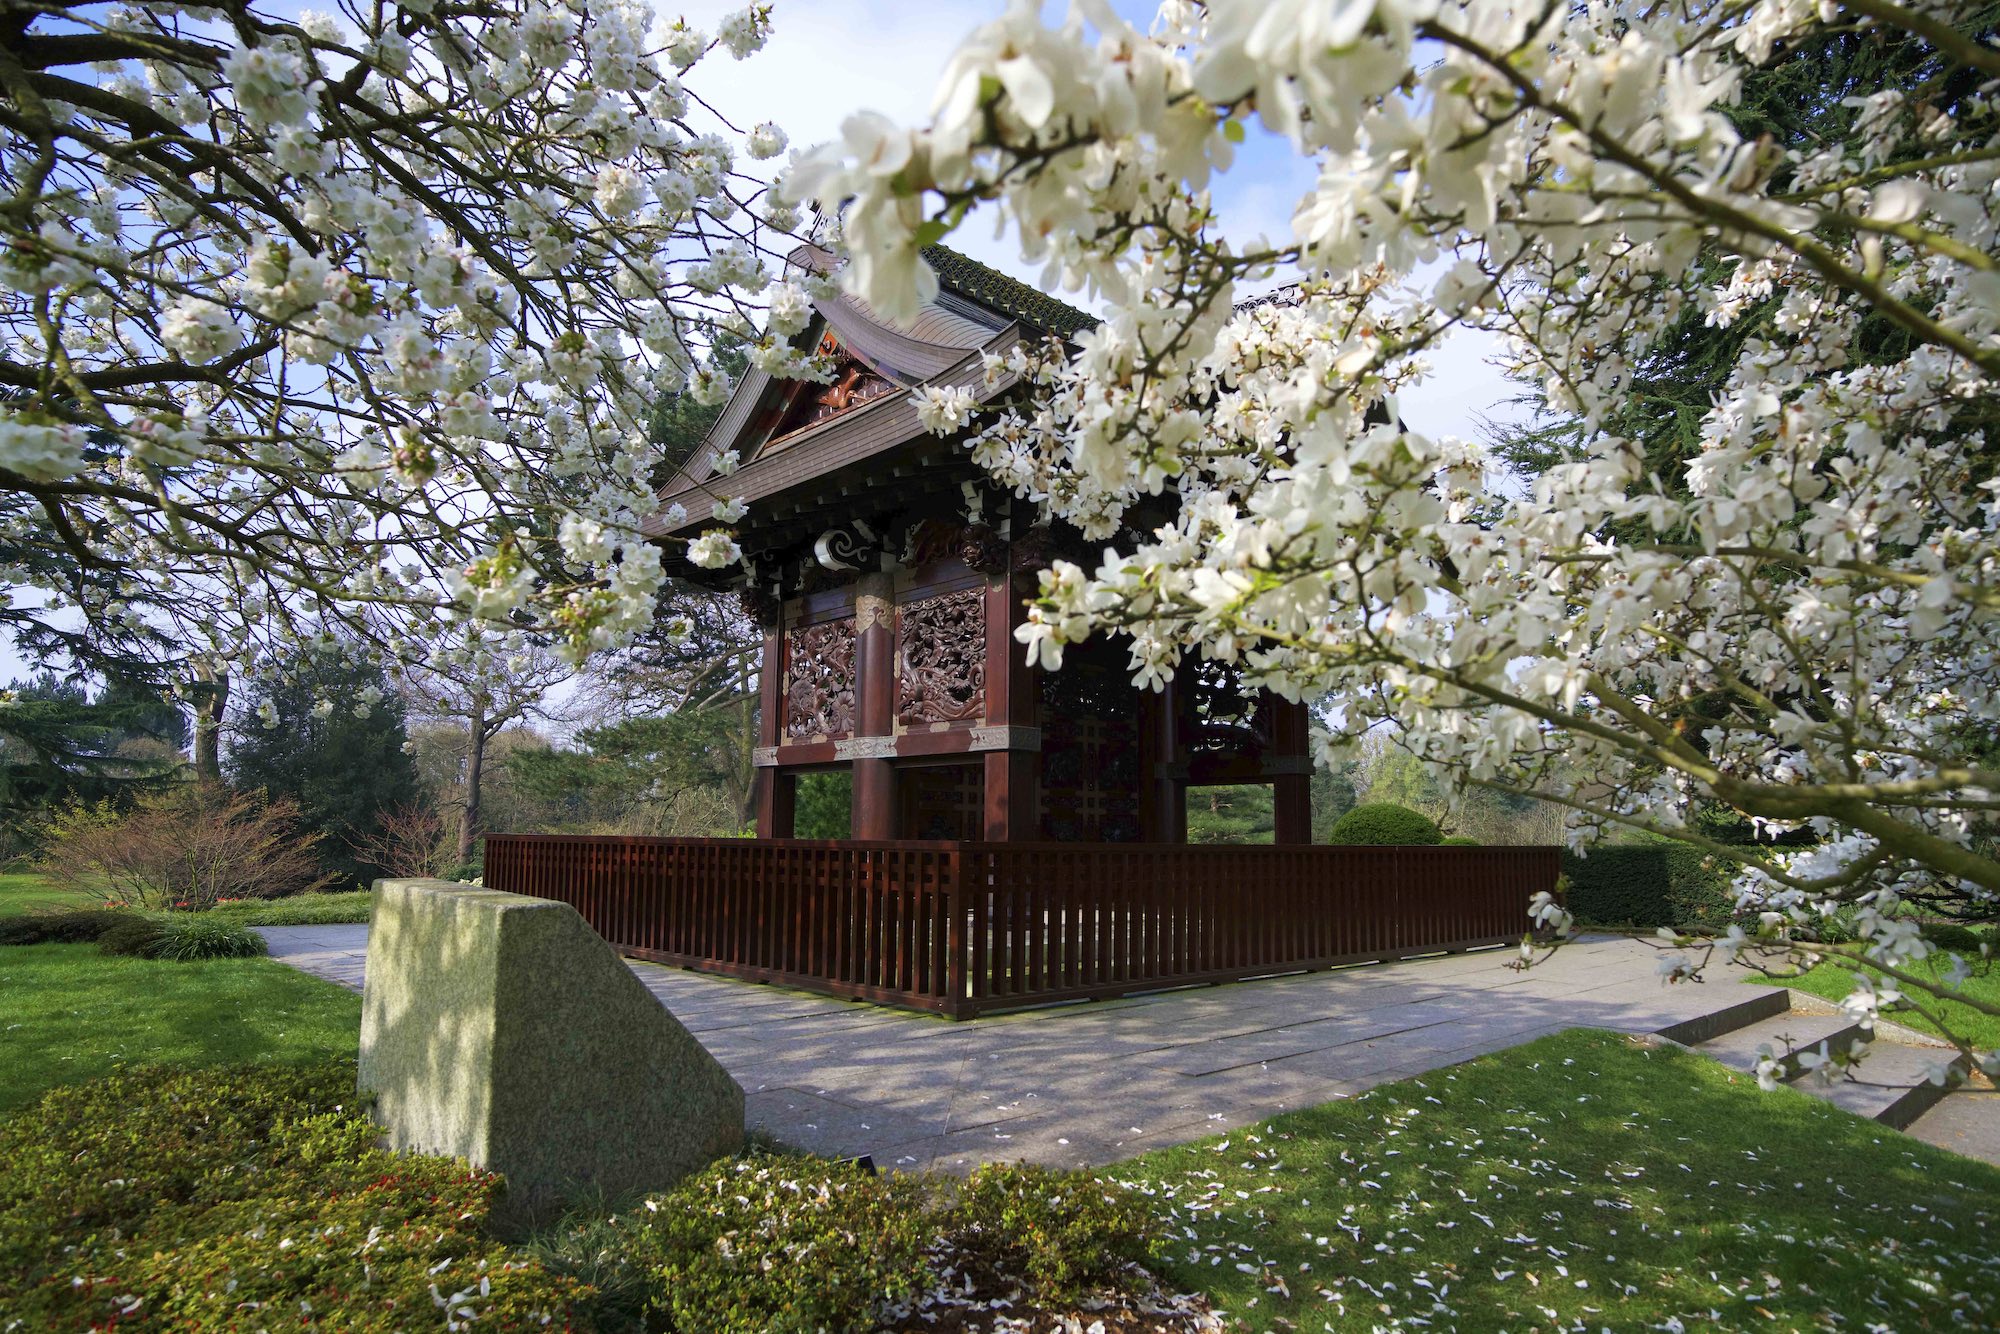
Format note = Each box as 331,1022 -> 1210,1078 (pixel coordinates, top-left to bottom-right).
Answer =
784,618 -> 856,739
897,589 -> 986,726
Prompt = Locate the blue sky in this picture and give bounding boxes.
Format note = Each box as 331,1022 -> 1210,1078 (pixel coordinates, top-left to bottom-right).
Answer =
672,0 -> 1521,443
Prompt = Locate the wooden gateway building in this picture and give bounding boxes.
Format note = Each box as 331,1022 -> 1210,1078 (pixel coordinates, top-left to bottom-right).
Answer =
482,247 -> 1558,1018
647,244 -> 1313,846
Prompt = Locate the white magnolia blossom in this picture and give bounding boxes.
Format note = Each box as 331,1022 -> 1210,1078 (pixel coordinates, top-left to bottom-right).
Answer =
804,0 -> 2000,1065
1,0 -> 800,685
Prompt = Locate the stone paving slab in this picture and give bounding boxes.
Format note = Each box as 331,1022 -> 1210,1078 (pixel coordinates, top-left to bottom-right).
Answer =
261,924 -> 1783,1172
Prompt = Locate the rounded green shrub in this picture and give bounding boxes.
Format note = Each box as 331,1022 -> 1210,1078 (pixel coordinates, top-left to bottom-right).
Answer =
1328,802 -> 1442,846
95,916 -> 166,956
148,915 -> 267,961
1439,835 -> 1480,846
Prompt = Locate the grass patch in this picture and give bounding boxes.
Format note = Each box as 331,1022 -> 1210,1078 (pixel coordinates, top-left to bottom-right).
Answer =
1760,952 -> 2000,1052
1118,1028 -> 2000,1330
206,890 -> 375,926
0,943 -> 359,1115
0,871 -> 90,918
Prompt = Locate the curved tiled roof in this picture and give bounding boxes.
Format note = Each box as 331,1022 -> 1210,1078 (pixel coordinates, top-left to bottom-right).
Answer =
922,245 -> 1095,338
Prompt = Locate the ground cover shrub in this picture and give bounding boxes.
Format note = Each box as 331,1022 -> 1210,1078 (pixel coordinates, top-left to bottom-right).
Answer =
944,1162 -> 1158,1304
1559,840 -> 1735,929
0,907 -> 136,945
1327,802 -> 1440,845
566,1155 -> 934,1333
0,1061 -> 591,1331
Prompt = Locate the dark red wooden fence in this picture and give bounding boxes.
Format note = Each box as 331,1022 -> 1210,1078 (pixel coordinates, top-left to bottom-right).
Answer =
483,835 -> 1559,1018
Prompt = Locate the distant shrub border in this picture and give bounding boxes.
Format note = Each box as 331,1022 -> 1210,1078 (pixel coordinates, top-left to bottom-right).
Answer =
1328,802 -> 1442,846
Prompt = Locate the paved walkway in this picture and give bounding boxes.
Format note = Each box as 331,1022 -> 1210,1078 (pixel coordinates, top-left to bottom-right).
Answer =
261,924 -> 1792,1171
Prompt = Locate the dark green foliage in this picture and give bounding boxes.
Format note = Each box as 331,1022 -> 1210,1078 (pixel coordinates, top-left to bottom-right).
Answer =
0,1061 -> 590,1331
1439,835 -> 1480,846
1186,783 -> 1275,844
1920,921 -> 1999,954
649,335 -> 748,481
96,915 -> 166,956
0,673 -> 186,852
793,769 -> 852,839
0,908 -> 137,945
507,709 -> 747,834
1328,802 -> 1441,846
227,653 -> 421,888
1560,842 -> 1736,929
145,916 -> 268,961
946,1163 -> 1158,1304
1309,760 -> 1357,840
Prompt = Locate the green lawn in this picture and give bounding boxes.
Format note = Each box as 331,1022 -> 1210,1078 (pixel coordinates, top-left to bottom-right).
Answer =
0,870 -> 91,917
1118,1029 -> 2000,1330
0,943 -> 360,1115
0,870 -> 374,925
1763,951 -> 2000,1052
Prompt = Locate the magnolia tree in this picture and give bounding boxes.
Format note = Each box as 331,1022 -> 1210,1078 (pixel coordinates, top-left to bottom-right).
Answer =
0,0 -> 823,705
792,0 -> 2000,1075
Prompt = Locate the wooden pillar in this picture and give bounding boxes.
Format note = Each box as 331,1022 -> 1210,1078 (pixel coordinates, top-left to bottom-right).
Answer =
754,626 -> 787,838
1270,695 -> 1312,845
1147,668 -> 1187,843
851,574 -> 897,839
981,573 -> 1038,840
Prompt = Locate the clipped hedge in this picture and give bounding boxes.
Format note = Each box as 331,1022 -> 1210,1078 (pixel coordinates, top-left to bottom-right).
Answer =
0,909 -> 138,946
1328,802 -> 1442,846
1560,842 -> 1736,929
0,1061 -> 589,1331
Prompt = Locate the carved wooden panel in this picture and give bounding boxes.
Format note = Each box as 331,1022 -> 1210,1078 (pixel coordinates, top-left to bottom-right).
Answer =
784,618 -> 856,739
897,588 -> 986,726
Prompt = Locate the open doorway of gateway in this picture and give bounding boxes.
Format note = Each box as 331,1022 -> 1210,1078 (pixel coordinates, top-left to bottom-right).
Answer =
897,761 -> 983,841
1185,783 -> 1276,844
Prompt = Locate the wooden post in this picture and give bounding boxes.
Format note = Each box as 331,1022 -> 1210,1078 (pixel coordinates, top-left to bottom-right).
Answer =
1149,668 -> 1188,842
755,626 -> 787,839
1269,695 -> 1313,845
851,573 -> 897,839
982,573 -> 1038,840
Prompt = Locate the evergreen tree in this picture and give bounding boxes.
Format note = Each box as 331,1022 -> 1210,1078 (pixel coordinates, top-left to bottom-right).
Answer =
227,655 -> 421,888
0,673 -> 186,850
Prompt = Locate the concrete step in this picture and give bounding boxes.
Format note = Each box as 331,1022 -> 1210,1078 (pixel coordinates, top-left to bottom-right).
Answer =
1790,1041 -> 1967,1130
1902,1076 -> 2000,1168
1652,988 -> 1790,1046
1694,1011 -> 1866,1078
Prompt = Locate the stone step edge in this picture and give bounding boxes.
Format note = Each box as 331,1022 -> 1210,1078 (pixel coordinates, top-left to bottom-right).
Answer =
1650,989 -> 1790,1046
1792,1049 -> 1971,1130
1778,987 -> 1955,1050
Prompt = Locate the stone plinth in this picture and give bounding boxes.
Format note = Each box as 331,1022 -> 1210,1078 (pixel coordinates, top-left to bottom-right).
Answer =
357,878 -> 743,1228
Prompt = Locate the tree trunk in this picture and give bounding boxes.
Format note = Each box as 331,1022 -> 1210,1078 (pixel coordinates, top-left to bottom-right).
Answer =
458,700 -> 486,867
192,669 -> 229,782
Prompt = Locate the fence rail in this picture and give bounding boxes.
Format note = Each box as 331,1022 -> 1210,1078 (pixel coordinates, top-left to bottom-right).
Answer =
483,834 -> 1559,1018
